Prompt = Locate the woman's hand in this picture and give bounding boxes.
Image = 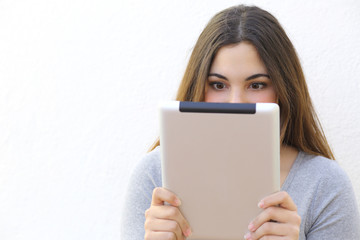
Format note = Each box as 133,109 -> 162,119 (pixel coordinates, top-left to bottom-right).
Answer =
244,191 -> 301,240
144,187 -> 192,240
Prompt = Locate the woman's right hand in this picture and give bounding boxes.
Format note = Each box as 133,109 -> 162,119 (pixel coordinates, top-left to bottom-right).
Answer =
144,187 -> 192,240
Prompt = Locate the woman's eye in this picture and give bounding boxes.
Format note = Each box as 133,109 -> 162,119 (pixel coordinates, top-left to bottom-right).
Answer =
250,82 -> 266,90
210,82 -> 226,90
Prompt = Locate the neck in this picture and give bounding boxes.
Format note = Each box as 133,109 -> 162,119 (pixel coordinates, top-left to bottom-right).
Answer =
279,145 -> 299,186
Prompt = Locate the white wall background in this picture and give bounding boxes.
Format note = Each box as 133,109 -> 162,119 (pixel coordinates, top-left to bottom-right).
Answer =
0,0 -> 359,239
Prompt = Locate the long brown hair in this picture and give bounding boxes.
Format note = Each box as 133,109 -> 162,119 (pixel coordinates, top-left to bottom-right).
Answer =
150,5 -> 334,160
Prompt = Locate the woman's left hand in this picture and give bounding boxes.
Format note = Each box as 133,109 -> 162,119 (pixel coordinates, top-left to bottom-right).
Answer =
244,191 -> 301,240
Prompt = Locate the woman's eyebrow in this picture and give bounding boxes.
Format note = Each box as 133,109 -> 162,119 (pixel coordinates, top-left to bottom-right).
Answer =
208,73 -> 270,81
245,73 -> 270,81
208,73 -> 228,80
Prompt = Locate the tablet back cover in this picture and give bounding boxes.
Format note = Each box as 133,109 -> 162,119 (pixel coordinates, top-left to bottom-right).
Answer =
160,101 -> 280,240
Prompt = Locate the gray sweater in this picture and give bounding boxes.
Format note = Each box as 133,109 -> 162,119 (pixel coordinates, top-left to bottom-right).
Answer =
121,147 -> 360,239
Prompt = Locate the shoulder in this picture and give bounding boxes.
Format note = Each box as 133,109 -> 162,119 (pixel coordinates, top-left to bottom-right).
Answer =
291,152 -> 350,187
285,152 -> 360,239
128,146 -> 162,189
120,148 -> 162,240
132,147 -> 162,176
288,152 -> 355,202
297,152 -> 341,173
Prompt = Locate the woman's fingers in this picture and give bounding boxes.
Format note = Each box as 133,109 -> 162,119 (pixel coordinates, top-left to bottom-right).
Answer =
245,221 -> 300,240
258,191 -> 297,211
145,218 -> 184,240
144,231 -> 177,240
145,205 -> 191,235
245,221 -> 298,240
245,191 -> 301,240
248,206 -> 301,232
146,187 -> 192,238
151,187 -> 181,207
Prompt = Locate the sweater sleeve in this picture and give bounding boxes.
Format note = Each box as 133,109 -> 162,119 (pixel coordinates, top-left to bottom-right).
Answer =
306,161 -> 360,239
120,148 -> 162,240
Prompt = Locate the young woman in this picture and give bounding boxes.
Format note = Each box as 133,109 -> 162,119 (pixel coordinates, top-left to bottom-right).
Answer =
121,5 -> 360,240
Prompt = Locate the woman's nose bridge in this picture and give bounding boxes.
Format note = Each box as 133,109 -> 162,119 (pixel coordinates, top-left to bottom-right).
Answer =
229,88 -> 247,103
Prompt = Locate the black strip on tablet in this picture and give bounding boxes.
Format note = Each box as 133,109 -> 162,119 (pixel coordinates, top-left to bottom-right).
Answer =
179,102 -> 256,114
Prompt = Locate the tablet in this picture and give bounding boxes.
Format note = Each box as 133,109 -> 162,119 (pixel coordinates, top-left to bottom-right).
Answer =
160,101 -> 280,240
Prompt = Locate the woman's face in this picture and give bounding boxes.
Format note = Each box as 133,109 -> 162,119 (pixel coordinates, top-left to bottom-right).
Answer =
205,42 -> 277,103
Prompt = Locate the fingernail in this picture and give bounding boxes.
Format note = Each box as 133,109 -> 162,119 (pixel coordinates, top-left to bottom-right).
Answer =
258,200 -> 264,208
248,223 -> 255,232
244,232 -> 251,240
175,198 -> 181,206
184,228 -> 192,237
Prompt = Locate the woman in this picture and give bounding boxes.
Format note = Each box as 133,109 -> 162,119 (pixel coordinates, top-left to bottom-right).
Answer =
121,5 -> 360,240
